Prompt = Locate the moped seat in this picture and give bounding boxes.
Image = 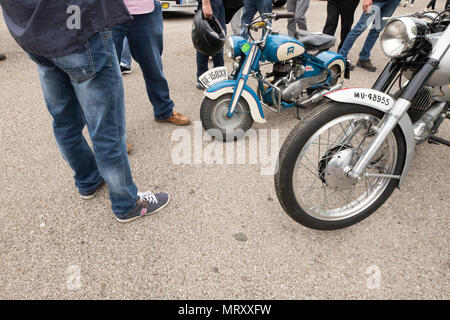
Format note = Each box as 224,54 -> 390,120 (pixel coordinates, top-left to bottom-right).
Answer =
294,30 -> 336,51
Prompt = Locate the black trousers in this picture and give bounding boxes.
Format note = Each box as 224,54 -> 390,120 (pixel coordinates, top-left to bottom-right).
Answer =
322,0 -> 360,51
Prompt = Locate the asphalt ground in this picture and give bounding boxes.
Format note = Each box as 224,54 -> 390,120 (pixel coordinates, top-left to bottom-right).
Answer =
0,0 -> 448,299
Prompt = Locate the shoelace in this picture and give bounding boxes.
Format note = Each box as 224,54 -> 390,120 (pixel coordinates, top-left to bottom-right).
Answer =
138,191 -> 158,204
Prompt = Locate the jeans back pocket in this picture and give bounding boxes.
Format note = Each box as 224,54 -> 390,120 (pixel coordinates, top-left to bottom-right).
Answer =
51,42 -> 96,83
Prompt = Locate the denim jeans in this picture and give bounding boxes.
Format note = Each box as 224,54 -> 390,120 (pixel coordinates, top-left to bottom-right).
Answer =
196,0 -> 227,79
338,0 -> 400,61
120,38 -> 132,69
27,31 -> 138,217
241,0 -> 273,37
113,2 -> 174,120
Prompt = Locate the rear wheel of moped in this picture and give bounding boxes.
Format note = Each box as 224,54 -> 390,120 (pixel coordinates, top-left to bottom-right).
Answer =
275,102 -> 406,230
201,93 -> 254,141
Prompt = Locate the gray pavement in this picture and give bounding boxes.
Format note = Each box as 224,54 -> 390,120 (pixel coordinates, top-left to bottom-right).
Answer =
0,0 -> 449,299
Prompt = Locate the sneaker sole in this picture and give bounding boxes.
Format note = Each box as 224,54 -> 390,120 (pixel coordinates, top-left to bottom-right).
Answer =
115,194 -> 171,223
154,119 -> 192,126
80,182 -> 105,200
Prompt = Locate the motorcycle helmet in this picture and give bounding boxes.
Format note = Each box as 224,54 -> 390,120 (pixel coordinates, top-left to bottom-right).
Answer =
192,9 -> 226,56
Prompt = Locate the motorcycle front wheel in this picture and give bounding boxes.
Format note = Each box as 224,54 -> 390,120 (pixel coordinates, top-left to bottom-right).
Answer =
275,102 -> 406,230
201,93 -> 254,141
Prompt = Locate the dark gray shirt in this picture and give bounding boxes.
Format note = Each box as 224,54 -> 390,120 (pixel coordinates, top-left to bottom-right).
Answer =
0,0 -> 132,58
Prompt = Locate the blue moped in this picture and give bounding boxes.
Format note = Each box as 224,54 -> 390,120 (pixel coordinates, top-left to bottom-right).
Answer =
199,12 -> 349,141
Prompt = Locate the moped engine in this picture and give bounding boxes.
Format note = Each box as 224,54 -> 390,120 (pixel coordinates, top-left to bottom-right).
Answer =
273,62 -> 293,83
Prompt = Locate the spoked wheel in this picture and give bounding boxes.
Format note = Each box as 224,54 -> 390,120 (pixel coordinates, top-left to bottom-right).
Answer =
201,93 -> 254,141
275,102 -> 406,230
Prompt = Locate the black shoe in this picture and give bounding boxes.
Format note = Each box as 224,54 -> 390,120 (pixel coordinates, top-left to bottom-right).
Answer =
120,65 -> 132,75
116,191 -> 170,223
196,80 -> 205,90
347,61 -> 355,71
80,178 -> 105,200
0,54 -> 6,61
356,59 -> 377,72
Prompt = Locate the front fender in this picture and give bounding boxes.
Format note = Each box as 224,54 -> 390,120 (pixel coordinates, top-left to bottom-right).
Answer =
325,88 -> 415,188
204,80 -> 266,124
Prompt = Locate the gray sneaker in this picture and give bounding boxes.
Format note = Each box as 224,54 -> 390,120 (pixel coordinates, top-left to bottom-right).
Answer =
116,191 -> 170,223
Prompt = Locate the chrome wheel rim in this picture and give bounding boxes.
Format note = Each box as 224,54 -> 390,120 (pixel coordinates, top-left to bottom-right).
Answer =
292,114 -> 398,221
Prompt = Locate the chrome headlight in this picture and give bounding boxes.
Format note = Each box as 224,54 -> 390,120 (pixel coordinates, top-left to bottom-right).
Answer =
380,17 -> 427,58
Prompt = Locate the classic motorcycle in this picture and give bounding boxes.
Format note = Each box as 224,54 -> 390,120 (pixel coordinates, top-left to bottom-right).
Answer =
275,9 -> 450,230
199,12 -> 349,141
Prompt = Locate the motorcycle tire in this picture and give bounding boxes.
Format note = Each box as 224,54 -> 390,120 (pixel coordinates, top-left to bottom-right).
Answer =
200,93 -> 254,141
275,101 -> 407,230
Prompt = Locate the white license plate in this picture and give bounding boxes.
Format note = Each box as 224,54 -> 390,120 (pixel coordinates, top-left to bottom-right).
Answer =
199,67 -> 228,89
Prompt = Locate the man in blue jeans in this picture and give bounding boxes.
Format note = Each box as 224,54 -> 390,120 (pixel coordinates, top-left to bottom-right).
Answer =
338,0 -> 400,72
113,0 -> 191,126
241,0 -> 272,38
0,0 -> 170,223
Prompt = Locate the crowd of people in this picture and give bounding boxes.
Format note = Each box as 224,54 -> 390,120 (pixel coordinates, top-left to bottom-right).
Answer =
0,0 -> 448,223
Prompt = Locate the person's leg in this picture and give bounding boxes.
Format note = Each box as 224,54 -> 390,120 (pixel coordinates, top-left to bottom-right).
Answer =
231,7 -> 243,35
446,0 -> 450,9
322,0 -> 340,37
126,4 -> 175,120
120,38 -> 132,70
294,0 -> 310,31
211,0 -> 226,69
257,0 -> 273,14
287,0 -> 298,37
358,0 -> 400,61
338,0 -> 360,51
55,32 -> 138,217
197,51 -> 210,79
338,9 -> 373,59
28,53 -> 103,197
241,0 -> 258,37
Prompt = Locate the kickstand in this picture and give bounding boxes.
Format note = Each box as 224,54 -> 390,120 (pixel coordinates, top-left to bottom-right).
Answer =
296,107 -> 302,120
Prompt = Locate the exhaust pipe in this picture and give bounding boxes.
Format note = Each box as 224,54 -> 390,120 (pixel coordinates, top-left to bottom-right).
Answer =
297,83 -> 343,107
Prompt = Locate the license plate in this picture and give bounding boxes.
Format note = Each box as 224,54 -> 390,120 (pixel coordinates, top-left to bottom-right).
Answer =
199,67 -> 228,89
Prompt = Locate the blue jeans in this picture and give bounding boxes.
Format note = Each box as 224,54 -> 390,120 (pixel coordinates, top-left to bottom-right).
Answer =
241,0 -> 272,37
27,31 -> 138,217
113,2 -> 174,120
196,0 -> 227,79
120,38 -> 132,69
338,0 -> 400,61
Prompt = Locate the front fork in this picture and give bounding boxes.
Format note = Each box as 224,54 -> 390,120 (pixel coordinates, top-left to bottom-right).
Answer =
227,44 -> 261,117
348,60 -> 440,180
348,25 -> 450,179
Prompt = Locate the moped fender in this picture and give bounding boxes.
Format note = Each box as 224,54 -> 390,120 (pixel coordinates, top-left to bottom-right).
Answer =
315,51 -> 347,80
204,80 -> 266,124
325,88 -> 415,188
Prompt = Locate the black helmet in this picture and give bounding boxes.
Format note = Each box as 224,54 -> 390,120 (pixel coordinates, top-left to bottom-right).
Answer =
192,9 -> 226,56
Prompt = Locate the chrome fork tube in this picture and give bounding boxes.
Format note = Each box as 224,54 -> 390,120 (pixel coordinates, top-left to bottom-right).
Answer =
348,98 -> 411,179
